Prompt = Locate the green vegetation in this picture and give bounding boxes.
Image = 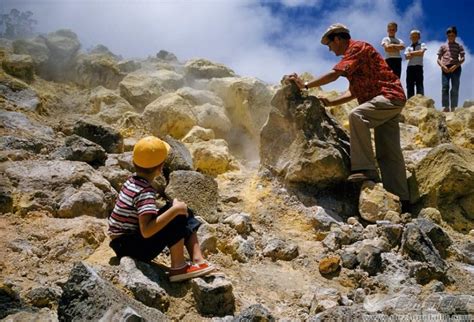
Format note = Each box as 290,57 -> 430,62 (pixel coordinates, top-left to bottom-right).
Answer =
0,9 -> 37,39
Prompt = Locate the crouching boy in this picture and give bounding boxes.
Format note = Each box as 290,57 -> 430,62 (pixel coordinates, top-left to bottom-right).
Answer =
108,136 -> 214,282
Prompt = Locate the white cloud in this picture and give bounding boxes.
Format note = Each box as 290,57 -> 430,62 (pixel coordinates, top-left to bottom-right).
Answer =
2,0 -> 472,107
278,0 -> 322,7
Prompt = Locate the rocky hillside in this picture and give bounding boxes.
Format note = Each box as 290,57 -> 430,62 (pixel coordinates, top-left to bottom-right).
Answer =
0,30 -> 473,321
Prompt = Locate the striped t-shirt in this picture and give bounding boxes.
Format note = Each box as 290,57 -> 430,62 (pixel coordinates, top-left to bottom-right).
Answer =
108,176 -> 158,237
437,42 -> 465,66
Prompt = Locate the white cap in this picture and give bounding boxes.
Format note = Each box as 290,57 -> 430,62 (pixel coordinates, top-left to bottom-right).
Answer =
410,29 -> 421,35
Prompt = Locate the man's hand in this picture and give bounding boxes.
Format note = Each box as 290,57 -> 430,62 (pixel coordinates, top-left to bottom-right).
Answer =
287,73 -> 305,89
172,199 -> 188,217
317,95 -> 332,106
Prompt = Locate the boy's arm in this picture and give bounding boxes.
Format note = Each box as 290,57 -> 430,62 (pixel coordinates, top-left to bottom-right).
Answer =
139,199 -> 188,238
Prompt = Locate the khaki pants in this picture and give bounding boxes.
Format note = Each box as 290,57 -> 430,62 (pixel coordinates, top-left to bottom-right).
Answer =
349,95 -> 409,200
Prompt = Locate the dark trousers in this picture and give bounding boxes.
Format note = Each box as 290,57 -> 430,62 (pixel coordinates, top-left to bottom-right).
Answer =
406,65 -> 424,98
442,66 -> 462,110
385,57 -> 402,78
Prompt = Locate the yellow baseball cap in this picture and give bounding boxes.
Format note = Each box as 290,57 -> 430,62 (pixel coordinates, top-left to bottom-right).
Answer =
133,136 -> 170,168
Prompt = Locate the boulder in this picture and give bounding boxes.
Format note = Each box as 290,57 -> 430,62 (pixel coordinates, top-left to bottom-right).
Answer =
209,77 -> 273,153
318,255 -> 341,275
340,250 -> 358,269
233,304 -> 275,322
463,100 -> 474,107
418,207 -> 442,224
186,139 -> 237,176
460,243 -> 474,265
162,135 -> 194,177
1,160 -> 116,217
304,206 -> 341,240
1,308 -> 58,321
197,223 -> 218,254
87,44 -> 117,57
223,213 -> 252,235
260,79 -> 350,188
191,274 -> 235,316
0,174 -> 14,213
117,59 -> 141,73
445,106 -> 474,150
414,144 -> 474,232
53,134 -> 107,166
262,238 -> 299,261
120,70 -> 184,110
182,126 -> 215,143
43,29 -> 81,81
156,50 -> 178,61
99,166 -> 131,192
185,58 -> 235,79
193,103 -> 232,136
422,293 -> 474,315
73,119 -> 124,153
165,170 -> 219,223
227,235 -> 256,263
26,286 -> 61,308
0,281 -> 24,319
58,262 -> 167,321
2,54 -> 34,81
73,52 -> 125,89
414,218 -> 452,258
357,245 -> 383,276
0,111 -> 54,140
88,86 -> 135,124
309,287 -> 342,315
358,182 -> 401,223
118,257 -> 169,312
0,81 -> 42,113
405,94 -> 435,109
142,93 -> 198,139
12,37 -> 50,70
322,231 -> 342,251
401,102 -> 450,147
57,182 -> 111,218
176,86 -> 224,106
376,222 -> 403,248
401,223 -> 446,283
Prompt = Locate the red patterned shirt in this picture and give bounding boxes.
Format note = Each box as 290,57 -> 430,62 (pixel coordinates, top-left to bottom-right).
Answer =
333,40 -> 406,104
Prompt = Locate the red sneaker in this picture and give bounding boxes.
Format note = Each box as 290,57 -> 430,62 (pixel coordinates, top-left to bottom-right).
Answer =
169,263 -> 215,282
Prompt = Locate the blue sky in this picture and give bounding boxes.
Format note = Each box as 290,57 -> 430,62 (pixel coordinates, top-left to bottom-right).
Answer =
2,0 -> 473,107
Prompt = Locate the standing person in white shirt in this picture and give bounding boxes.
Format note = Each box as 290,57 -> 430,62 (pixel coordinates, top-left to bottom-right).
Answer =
381,22 -> 405,78
404,30 -> 427,98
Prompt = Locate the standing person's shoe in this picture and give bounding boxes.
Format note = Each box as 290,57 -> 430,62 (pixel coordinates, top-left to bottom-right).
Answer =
169,262 -> 215,282
442,107 -> 449,112
347,170 -> 380,183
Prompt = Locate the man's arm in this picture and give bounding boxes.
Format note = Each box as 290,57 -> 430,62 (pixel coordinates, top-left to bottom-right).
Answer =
319,90 -> 355,106
289,69 -> 344,89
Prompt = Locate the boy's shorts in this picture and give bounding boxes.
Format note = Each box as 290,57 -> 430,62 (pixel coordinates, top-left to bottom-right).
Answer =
109,206 -> 201,262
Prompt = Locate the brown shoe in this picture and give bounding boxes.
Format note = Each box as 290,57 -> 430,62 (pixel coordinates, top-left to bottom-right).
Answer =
442,107 -> 449,112
347,170 -> 380,183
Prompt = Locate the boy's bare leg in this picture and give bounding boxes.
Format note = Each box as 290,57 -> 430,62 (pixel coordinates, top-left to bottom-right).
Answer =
169,238 -> 186,269
185,232 -> 205,263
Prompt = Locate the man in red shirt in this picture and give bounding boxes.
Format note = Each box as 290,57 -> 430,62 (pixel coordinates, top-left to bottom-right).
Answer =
289,23 -> 409,201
